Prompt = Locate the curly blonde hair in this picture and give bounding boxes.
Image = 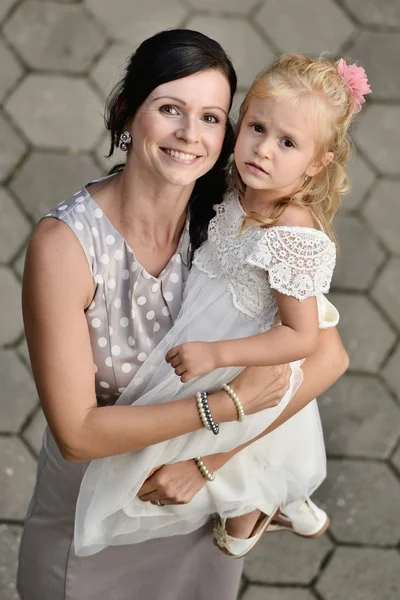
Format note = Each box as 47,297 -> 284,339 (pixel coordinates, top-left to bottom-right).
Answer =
230,53 -> 362,242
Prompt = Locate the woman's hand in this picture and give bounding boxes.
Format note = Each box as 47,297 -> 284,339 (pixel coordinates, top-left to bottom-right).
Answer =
137,459 -> 207,505
228,364 -> 291,416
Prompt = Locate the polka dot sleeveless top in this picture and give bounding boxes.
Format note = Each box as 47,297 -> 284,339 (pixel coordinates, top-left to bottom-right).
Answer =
45,177 -> 190,406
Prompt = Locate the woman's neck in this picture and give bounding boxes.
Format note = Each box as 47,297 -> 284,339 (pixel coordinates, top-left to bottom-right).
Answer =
104,161 -> 194,247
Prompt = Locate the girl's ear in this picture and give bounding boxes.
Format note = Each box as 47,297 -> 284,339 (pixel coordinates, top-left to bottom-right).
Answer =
307,151 -> 334,177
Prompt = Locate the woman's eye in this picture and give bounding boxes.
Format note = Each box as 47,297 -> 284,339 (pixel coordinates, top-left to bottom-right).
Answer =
203,114 -> 219,124
282,138 -> 294,148
160,105 -> 179,115
251,123 -> 264,134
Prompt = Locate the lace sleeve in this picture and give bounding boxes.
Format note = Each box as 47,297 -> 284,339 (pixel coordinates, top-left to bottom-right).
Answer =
242,226 -> 336,301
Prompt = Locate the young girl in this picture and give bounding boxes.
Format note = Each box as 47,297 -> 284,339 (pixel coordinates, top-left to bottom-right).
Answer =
74,53 -> 370,558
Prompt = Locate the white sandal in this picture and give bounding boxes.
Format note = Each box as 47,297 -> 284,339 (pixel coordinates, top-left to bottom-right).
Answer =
266,499 -> 329,538
213,508 -> 279,558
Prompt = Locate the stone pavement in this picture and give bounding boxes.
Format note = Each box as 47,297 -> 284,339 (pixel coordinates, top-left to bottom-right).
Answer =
0,0 -> 400,598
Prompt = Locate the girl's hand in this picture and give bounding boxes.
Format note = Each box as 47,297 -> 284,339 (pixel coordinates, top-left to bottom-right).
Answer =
165,342 -> 218,383
137,459 -> 207,505
228,364 -> 291,415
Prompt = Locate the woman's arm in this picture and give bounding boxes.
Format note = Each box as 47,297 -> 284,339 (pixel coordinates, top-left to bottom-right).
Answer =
206,325 -> 349,472
137,326 -> 348,505
24,219 -> 289,462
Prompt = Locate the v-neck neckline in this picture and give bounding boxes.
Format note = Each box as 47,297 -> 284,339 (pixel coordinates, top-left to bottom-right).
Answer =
83,176 -> 189,281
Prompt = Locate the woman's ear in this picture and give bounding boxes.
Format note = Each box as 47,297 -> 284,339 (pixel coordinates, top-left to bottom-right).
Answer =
307,151 -> 334,177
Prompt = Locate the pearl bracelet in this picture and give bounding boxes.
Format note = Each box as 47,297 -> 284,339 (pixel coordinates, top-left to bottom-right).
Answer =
194,457 -> 215,482
221,383 -> 245,422
196,391 -> 219,435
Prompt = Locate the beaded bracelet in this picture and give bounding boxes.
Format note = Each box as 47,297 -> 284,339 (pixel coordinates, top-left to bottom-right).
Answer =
194,457 -> 215,482
196,391 -> 219,435
221,383 -> 245,422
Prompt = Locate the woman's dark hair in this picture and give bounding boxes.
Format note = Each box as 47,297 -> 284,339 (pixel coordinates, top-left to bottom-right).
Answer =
105,29 -> 237,262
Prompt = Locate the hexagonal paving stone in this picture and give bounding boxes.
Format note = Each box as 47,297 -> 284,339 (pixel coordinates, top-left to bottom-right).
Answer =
0,525 -> 22,600
95,133 -> 126,172
329,293 -> 396,373
342,0 -> 400,27
0,111 -> 26,181
186,17 -> 273,88
0,187 -> 31,263
90,43 -> 131,99
353,105 -> 400,175
382,343 -> 400,401
4,1 -> 105,73
5,75 -> 104,151
347,32 -> 400,101
0,266 -> 23,345
0,349 -> 37,434
319,374 -> 400,459
0,39 -> 22,104
316,548 -> 400,600
363,179 -> 400,255
13,247 -> 27,280
185,0 -> 259,13
343,152 -> 376,212
23,408 -> 47,456
0,437 -> 36,520
11,152 -> 101,222
256,0 -> 354,55
314,459 -> 400,545
242,587 -> 315,600
391,443 -> 400,475
244,531 -> 332,584
332,214 -> 384,291
85,0 -> 187,45
371,258 -> 400,330
0,0 -> 18,22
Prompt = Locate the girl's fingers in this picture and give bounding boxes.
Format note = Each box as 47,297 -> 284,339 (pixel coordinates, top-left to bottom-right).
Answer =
174,365 -> 186,376
170,356 -> 182,369
165,347 -> 179,363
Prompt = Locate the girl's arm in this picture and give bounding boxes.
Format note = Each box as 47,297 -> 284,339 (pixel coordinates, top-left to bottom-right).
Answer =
214,291 -> 319,367
167,292 -> 319,382
24,219 -> 290,462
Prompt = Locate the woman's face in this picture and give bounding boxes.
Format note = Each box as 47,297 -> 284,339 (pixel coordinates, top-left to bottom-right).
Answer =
128,69 -> 231,187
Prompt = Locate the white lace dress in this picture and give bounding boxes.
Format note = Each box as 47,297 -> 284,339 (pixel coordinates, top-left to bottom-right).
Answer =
74,191 -> 338,556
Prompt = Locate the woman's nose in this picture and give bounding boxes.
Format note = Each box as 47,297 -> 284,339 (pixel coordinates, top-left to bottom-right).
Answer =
176,117 -> 199,144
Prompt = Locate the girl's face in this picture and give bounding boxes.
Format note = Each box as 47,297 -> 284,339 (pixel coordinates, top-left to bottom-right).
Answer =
128,69 -> 231,188
234,97 -> 328,202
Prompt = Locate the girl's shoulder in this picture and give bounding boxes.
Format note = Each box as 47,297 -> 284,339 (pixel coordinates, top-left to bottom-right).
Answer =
275,203 -> 319,230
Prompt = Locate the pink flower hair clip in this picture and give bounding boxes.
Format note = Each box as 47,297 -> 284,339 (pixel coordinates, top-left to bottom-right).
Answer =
336,58 -> 372,113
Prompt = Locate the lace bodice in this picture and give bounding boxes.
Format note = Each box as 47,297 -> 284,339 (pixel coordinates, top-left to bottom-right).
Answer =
193,192 -> 336,331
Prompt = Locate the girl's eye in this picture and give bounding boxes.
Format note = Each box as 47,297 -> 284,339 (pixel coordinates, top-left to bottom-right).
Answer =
203,114 -> 219,124
251,123 -> 264,134
160,105 -> 179,115
282,138 -> 295,148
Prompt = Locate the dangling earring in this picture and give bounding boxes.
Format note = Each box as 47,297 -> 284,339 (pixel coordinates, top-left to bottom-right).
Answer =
119,130 -> 131,151
304,175 -> 309,182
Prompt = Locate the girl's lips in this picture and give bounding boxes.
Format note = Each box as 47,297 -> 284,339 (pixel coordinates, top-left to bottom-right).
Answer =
245,162 -> 268,175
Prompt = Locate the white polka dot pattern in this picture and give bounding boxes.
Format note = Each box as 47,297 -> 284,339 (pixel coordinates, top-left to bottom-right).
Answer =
45,177 -> 189,404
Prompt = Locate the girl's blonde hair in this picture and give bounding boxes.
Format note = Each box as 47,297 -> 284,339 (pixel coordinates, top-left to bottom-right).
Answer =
230,52 -> 360,242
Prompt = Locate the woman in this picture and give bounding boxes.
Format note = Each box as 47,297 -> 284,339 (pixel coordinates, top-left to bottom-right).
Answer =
17,29 -> 348,600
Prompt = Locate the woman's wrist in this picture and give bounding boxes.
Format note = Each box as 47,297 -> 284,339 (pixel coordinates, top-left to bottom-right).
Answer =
207,390 -> 237,424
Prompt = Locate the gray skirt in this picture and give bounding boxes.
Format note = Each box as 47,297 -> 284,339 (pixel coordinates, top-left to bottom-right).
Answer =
17,429 -> 243,600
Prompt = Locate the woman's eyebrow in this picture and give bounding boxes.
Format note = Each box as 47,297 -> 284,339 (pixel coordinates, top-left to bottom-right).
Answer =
153,95 -> 228,116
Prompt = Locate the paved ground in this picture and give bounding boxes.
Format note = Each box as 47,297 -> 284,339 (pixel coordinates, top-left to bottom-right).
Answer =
1,1 -> 400,599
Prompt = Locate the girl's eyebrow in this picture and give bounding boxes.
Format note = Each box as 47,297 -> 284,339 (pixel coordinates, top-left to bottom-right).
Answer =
246,113 -> 302,141
152,95 -> 228,116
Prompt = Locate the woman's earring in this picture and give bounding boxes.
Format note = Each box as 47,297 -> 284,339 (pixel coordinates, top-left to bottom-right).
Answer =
119,130 -> 132,151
